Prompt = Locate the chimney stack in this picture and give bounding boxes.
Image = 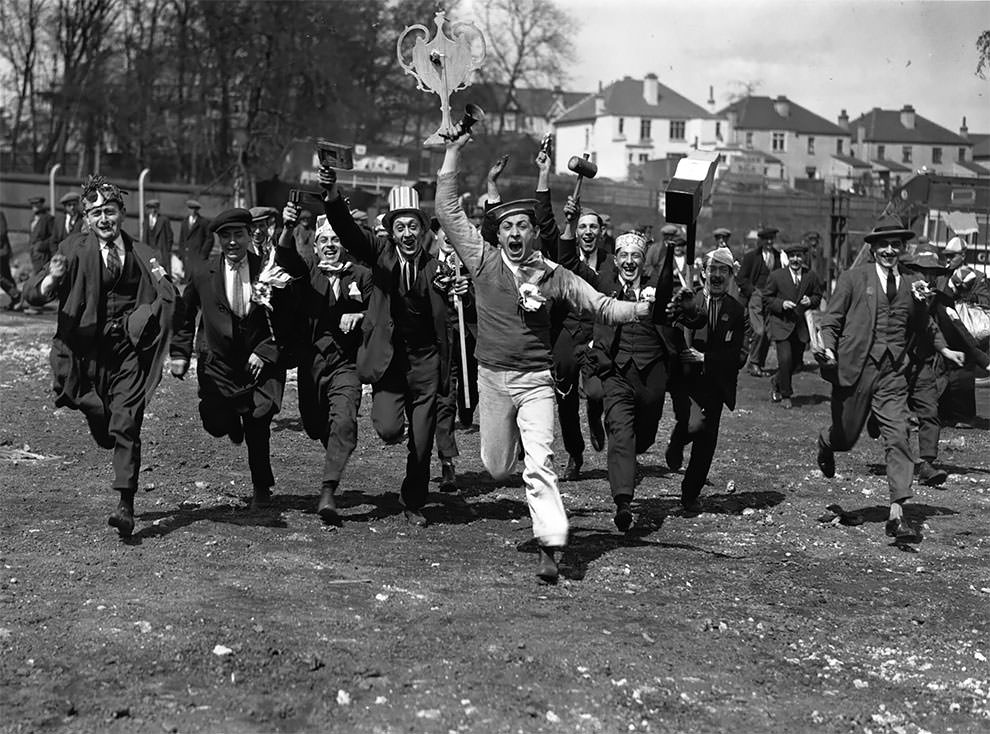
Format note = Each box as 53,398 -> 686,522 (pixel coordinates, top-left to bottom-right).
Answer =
594,82 -> 605,116
960,115 -> 969,139
773,95 -> 790,118
900,104 -> 916,130
643,73 -> 659,106
837,109 -> 849,130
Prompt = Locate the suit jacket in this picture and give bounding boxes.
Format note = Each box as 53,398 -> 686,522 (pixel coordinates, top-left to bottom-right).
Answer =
820,265 -> 941,388
53,212 -> 82,247
179,213 -> 211,264
587,268 -> 665,377
677,289 -> 747,410
763,267 -> 824,342
22,230 -> 175,411
738,246 -> 781,300
145,214 -> 174,267
29,211 -> 55,259
171,251 -> 286,410
553,231 -> 612,344
323,195 -> 450,391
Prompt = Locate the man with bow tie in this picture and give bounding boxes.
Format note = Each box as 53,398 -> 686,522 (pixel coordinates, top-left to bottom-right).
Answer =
170,208 -> 292,510
22,176 -> 175,538
763,241 -> 824,409
276,207 -> 372,525
665,247 -> 747,513
318,168 -> 450,528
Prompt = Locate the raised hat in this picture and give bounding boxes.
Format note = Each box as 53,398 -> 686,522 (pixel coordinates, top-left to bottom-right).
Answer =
382,186 -> 428,232
145,198 -> 161,208
757,226 -> 779,239
185,199 -> 202,210
250,206 -> 278,222
209,208 -> 252,234
712,227 -> 732,238
488,198 -> 537,225
59,192 -> 80,205
943,236 -> 966,254
863,218 -> 915,244
900,243 -> 947,271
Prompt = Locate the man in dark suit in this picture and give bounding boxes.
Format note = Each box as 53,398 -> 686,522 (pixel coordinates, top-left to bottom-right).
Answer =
738,226 -> 781,376
763,241 -> 824,408
170,208 -> 291,510
665,246 -> 747,512
644,223 -> 683,281
53,193 -> 83,246
22,176 -> 175,538
815,222 -> 947,540
28,196 -> 55,276
277,207 -> 372,524
143,199 -> 174,272
178,199 -> 210,269
319,168 -> 450,527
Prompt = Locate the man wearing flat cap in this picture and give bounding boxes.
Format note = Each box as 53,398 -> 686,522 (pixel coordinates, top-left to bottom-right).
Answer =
712,227 -> 732,249
317,168 -> 451,528
178,198 -> 210,270
249,206 -> 280,266
644,223 -> 684,280
53,192 -> 83,246
437,132 -> 650,583
170,208 -> 294,510
762,241 -> 824,409
28,195 -> 55,277
143,199 -> 174,273
815,220 -> 947,541
738,226 -> 781,376
22,175 -> 175,538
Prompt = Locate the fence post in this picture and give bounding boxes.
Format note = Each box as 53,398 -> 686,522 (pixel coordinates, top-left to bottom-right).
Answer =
48,164 -> 62,212
138,168 -> 150,241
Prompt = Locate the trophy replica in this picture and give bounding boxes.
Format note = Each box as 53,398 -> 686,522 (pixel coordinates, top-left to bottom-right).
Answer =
397,10 -> 486,144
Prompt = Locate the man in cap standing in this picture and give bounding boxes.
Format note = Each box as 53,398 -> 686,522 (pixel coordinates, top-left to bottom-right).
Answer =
22,176 -> 175,538
738,226 -> 781,376
815,221 -> 944,540
170,208 -> 292,510
644,223 -> 683,280
318,168 -> 450,527
178,199 -> 210,268
53,193 -> 83,245
249,206 -> 280,265
763,241 -> 824,408
143,199 -> 174,272
28,196 -> 55,276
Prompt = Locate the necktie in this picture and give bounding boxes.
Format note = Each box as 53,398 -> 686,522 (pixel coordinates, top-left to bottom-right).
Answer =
885,269 -> 897,302
708,295 -> 720,330
623,285 -> 637,302
230,261 -> 247,317
330,274 -> 341,301
105,243 -> 122,282
402,260 -> 416,293
792,270 -> 800,287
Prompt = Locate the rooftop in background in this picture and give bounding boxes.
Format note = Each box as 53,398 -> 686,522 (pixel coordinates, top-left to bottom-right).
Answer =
717,95 -> 847,136
848,106 -> 968,145
555,74 -> 713,124
970,133 -> 990,159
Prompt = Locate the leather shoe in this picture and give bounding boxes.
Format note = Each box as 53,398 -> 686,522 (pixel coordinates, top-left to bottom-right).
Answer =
770,389 -> 782,403
866,414 -> 880,439
440,460 -> 457,492
885,517 -> 918,541
782,397 -> 793,410
404,509 -> 428,527
613,499 -> 633,532
589,405 -> 605,452
748,364 -> 764,377
536,546 -> 559,584
916,461 -> 948,487
107,504 -> 135,538
251,486 -> 273,510
317,486 -> 340,525
816,436 -> 835,478
665,442 -> 683,472
562,455 -> 582,482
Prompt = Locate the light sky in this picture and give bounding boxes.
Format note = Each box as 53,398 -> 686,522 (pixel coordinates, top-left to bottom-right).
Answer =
554,0 -> 989,133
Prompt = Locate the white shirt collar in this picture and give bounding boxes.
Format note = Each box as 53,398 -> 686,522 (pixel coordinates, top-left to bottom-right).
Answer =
875,262 -> 899,286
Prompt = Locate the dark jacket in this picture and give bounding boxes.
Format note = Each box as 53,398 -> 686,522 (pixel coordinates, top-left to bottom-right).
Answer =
323,194 -> 450,392
145,214 -> 174,268
762,266 -> 824,342
738,246 -> 781,300
677,288 -> 747,410
53,212 -> 82,247
179,213 -> 211,264
587,267 -> 666,377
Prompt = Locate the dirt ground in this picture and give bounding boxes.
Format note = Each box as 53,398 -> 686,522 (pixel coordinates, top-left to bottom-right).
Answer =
1,308 -> 989,734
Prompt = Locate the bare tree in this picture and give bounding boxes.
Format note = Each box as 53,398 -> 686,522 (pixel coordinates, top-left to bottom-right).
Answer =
724,79 -> 764,104
0,0 -> 46,167
977,30 -> 990,79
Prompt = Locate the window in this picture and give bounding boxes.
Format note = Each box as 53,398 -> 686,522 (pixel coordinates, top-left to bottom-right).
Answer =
807,137 -> 815,154
638,153 -> 649,163
902,146 -> 912,164
836,139 -> 844,155
640,119 -> 651,140
958,147 -> 967,161
618,117 -> 625,135
745,132 -> 754,149
932,147 -> 942,164
715,121 -> 722,139
669,120 -> 685,140
628,153 -> 634,164
772,132 -> 786,152
877,144 -> 886,159
502,115 -> 516,132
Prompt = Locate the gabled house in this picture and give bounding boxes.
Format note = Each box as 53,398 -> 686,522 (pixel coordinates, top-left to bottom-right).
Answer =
718,95 -> 851,188
551,74 -> 718,180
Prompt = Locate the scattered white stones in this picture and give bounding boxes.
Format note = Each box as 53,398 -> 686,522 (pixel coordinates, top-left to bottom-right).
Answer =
212,644 -> 233,656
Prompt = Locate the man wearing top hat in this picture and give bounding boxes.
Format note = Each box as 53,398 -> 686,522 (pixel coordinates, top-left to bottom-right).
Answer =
664,247 -> 748,512
22,175 -> 175,538
28,195 -> 56,276
738,226 -> 781,376
815,221 -> 947,541
762,240 -> 824,409
178,199 -> 210,268
143,199 -> 174,273
436,132 -> 651,583
317,168 -> 450,528
53,192 -> 83,246
170,208 -> 294,510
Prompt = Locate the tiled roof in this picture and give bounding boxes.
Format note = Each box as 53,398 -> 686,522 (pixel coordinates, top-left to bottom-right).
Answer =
955,159 -> 990,175
849,108 -> 968,145
871,158 -> 912,173
969,133 -> 990,159
832,154 -> 871,168
555,76 -> 712,124
717,95 -> 846,136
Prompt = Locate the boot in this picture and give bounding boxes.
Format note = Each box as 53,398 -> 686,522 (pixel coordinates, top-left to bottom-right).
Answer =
536,545 -> 559,584
562,455 -> 582,482
440,459 -> 457,492
613,497 -> 633,532
916,460 -> 948,487
317,481 -> 340,525
107,490 -> 136,538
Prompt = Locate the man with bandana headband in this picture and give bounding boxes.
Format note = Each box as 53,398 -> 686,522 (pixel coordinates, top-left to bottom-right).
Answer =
318,168 -> 450,527
664,246 -> 747,513
23,175 -> 175,538
436,133 -> 651,584
276,208 -> 372,524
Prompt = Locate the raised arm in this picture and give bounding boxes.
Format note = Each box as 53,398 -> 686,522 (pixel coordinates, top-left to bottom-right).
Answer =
318,166 -> 379,266
436,136 -> 485,274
